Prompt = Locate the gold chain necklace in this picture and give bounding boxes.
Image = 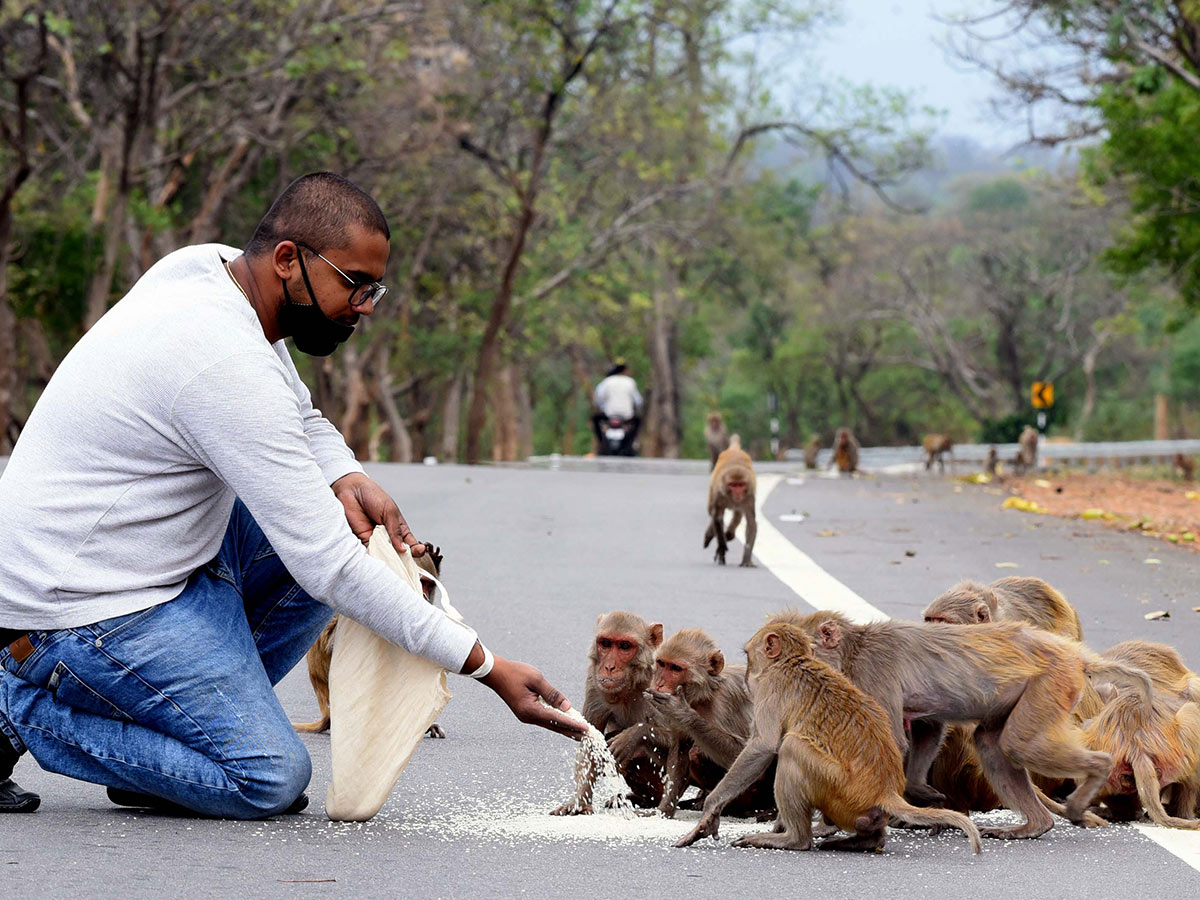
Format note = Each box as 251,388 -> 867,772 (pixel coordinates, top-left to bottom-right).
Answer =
224,260 -> 251,303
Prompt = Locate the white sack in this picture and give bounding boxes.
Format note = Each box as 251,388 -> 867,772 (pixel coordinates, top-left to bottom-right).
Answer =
325,526 -> 468,821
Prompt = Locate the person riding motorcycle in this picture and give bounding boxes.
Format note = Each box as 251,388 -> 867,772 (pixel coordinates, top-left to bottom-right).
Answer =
591,362 -> 643,456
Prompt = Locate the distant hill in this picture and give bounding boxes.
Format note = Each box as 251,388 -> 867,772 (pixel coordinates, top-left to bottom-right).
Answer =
750,132 -> 1076,210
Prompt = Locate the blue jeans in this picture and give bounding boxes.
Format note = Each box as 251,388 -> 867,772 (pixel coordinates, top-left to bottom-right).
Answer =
0,500 -> 332,818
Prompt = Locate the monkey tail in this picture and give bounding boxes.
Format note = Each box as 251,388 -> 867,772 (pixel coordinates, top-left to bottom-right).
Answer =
292,714 -> 330,734
1082,655 -> 1153,702
1132,755 -> 1200,829
882,795 -> 982,854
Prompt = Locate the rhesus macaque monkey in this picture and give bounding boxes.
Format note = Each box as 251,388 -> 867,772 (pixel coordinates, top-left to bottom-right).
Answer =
803,435 -> 822,470
551,611 -> 666,815
833,427 -> 859,474
293,544 -> 447,737
1103,640 -> 1200,703
704,436 -> 757,568
984,446 -> 999,477
644,628 -> 771,818
704,412 -> 730,470
772,609 -> 1152,839
676,624 -> 981,853
922,577 -> 1093,812
923,576 -> 1083,641
922,434 -> 954,473
1175,453 -> 1196,481
1074,689 -> 1200,829
1015,425 -> 1038,474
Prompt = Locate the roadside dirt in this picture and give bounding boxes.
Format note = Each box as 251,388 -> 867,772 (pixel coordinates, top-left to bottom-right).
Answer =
977,472 -> 1200,553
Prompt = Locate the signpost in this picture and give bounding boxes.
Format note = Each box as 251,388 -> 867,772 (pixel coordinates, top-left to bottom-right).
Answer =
1032,382 -> 1054,410
767,391 -> 780,460
1031,381 -> 1054,446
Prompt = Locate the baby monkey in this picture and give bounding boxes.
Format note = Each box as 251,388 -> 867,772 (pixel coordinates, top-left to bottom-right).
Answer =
676,623 -> 981,854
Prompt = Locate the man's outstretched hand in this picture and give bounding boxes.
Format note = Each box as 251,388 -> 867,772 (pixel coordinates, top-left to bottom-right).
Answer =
482,657 -> 588,740
332,472 -> 425,557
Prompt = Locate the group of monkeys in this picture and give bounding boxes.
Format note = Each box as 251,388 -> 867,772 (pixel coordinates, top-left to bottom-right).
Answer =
553,576 -> 1200,853
704,413 -> 861,476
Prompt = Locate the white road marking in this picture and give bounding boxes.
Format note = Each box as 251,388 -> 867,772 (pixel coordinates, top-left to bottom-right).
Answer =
734,474 -> 888,624
1133,824 -> 1200,867
744,473 -> 1200,870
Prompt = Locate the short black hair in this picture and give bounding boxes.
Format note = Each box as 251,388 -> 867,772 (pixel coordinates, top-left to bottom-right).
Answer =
606,363 -> 628,377
244,172 -> 390,258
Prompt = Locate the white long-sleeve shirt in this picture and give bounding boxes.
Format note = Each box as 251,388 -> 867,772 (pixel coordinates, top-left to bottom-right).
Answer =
0,244 -> 476,672
593,374 -> 643,419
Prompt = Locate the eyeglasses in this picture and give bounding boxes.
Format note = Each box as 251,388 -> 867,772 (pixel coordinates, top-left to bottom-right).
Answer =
293,240 -> 388,310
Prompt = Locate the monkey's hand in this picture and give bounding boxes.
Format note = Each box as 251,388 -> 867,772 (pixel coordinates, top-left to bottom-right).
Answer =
482,657 -> 589,739
643,689 -> 695,726
608,728 -> 643,768
675,812 -> 720,848
332,472 -> 426,557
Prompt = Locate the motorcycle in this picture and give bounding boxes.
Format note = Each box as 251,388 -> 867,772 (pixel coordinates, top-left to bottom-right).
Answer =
599,415 -> 637,457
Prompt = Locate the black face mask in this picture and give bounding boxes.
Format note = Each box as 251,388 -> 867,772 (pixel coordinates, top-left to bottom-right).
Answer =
279,275 -> 355,357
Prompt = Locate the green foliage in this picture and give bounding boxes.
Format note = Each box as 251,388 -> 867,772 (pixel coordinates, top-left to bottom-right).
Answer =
1169,317 -> 1200,405
965,178 -> 1030,213
1087,75 -> 1200,306
7,184 -> 99,352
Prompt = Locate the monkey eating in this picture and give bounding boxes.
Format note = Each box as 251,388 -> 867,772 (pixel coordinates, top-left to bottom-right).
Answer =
704,435 -> 757,567
922,577 -> 1096,812
923,576 -> 1083,641
551,611 -> 666,815
1103,640 -> 1200,704
773,609 -> 1152,839
922,434 -> 954,473
293,543 -> 447,738
833,427 -> 859,474
644,628 -> 773,819
675,623 -> 981,853
1074,688 -> 1200,828
704,412 -> 730,470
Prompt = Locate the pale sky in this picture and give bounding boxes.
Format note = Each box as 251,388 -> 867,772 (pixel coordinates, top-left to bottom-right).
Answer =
813,0 -> 1032,147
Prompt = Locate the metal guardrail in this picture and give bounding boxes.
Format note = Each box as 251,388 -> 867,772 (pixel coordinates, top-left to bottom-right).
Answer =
524,439 -> 1200,475
787,439 -> 1200,471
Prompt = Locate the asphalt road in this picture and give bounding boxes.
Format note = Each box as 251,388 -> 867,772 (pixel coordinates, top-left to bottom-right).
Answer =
3,461 -> 1199,898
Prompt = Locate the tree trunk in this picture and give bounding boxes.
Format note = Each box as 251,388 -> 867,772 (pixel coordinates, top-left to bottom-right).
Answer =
337,345 -> 372,460
490,364 -> 518,461
311,357 -> 343,426
1073,340 -> 1104,442
646,256 -> 681,458
84,140 -> 131,330
515,366 -> 533,459
0,297 -> 17,454
0,174 -> 24,453
84,188 -> 130,329
439,373 -> 464,462
564,345 -> 590,455
375,348 -> 414,463
465,195 -> 536,464
1155,393 -> 1170,441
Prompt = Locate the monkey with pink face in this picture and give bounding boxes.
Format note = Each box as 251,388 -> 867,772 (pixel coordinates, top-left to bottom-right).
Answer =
704,435 -> 756,567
